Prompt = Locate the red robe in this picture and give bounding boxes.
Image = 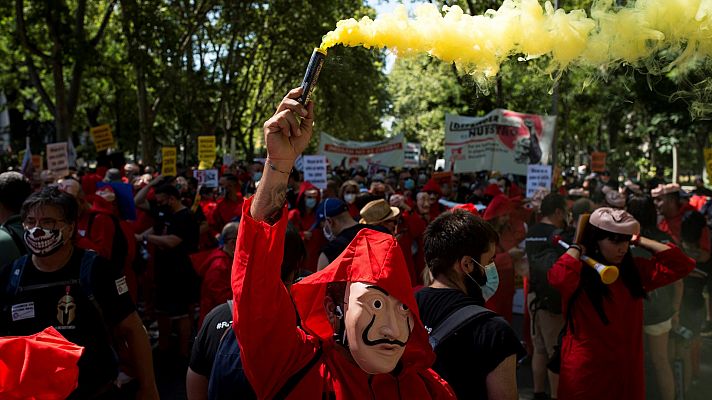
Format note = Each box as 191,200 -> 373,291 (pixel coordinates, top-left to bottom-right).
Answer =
196,248 -> 232,326
548,247 -> 694,400
659,203 -> 711,251
231,197 -> 455,399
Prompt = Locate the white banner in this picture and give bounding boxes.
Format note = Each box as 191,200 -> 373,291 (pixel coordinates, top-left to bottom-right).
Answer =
526,164 -> 552,198
404,142 -> 421,168
46,142 -> 69,178
303,155 -> 328,190
193,169 -> 219,188
319,132 -> 404,169
445,110 -> 556,175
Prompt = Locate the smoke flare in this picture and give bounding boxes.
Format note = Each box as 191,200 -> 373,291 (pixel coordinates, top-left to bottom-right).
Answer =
319,0 -> 712,78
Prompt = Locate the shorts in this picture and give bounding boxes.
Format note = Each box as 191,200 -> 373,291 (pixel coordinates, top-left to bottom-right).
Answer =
643,318 -> 672,336
528,293 -> 565,357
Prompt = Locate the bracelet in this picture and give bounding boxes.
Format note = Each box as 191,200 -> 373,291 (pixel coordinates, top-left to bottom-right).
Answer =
268,160 -> 292,175
569,244 -> 582,253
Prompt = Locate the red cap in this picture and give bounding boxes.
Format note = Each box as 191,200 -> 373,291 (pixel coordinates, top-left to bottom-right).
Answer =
483,183 -> 502,197
421,179 -> 442,195
483,194 -> 513,221
451,202 -> 480,217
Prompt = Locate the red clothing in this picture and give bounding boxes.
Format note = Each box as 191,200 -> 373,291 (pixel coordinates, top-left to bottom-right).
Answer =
197,248 -> 233,326
76,205 -> 116,260
0,327 -> 84,400
404,211 -> 428,285
347,202 -> 360,219
659,203 -> 711,251
232,197 -> 455,399
548,247 -> 694,400
214,195 -> 244,229
485,247 -> 514,322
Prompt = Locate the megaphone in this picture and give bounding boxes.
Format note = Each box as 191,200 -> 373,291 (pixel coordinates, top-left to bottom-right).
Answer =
552,235 -> 619,285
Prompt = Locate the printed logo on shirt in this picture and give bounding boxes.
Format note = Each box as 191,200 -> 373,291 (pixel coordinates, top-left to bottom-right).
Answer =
57,285 -> 76,326
11,302 -> 35,321
115,276 -> 129,295
216,320 -> 233,330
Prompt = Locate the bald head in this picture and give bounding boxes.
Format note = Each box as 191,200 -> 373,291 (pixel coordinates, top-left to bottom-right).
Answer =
221,221 -> 240,257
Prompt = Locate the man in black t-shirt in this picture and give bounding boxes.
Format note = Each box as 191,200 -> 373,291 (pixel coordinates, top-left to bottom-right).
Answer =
0,186 -> 158,399
135,184 -> 199,359
418,209 -> 525,399
525,193 -> 569,400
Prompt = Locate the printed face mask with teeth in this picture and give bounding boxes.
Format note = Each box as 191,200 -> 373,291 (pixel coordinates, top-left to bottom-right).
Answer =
24,227 -> 65,257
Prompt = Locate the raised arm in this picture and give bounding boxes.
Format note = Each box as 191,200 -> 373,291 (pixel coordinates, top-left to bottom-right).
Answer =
633,236 -> 695,291
547,247 -> 584,303
231,88 -> 318,398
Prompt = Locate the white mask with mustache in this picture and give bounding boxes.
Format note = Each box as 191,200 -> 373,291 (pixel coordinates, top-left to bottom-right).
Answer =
24,227 -> 65,257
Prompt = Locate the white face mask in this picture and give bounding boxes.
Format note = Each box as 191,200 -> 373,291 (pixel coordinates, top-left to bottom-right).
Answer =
344,193 -> 356,204
465,258 -> 499,301
24,227 -> 66,257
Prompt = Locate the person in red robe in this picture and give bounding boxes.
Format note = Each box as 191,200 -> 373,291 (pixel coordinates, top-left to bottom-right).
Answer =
213,174 -> 244,231
195,222 -> 238,326
288,181 -> 325,272
230,88 -> 455,399
548,208 -> 694,400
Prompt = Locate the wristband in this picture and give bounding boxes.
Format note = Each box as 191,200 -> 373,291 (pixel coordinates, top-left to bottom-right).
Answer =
569,244 -> 582,253
268,160 -> 292,175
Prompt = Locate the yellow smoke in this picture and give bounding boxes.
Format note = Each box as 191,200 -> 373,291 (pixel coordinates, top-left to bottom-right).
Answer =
319,0 -> 712,78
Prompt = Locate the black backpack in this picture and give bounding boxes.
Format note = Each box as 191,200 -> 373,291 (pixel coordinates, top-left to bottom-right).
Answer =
208,301 -> 323,400
428,304 -> 499,350
0,224 -> 27,257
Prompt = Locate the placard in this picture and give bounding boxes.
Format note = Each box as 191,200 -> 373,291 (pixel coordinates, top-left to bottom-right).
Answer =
404,142 -> 421,168
319,132 -> 404,169
198,136 -> 216,170
46,142 -> 69,178
90,124 -> 114,152
444,110 -> 556,175
526,164 -> 553,198
591,152 -> 606,173
162,147 -> 177,176
704,148 -> 712,185
303,155 -> 327,190
193,169 -> 219,188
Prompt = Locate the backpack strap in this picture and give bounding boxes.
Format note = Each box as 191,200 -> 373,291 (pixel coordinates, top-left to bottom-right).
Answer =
273,345 -> 324,400
4,255 -> 30,298
429,304 -> 496,350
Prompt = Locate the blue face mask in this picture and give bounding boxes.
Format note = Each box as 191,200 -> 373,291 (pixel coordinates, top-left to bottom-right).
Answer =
465,258 -> 499,301
404,178 -> 415,190
253,172 -> 262,182
305,197 -> 317,209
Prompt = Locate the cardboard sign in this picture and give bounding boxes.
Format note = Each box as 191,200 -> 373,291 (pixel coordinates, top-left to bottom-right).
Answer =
90,124 -> 114,152
198,136 -> 216,170
704,148 -> 712,185
526,164 -> 553,198
591,152 -> 606,173
319,132 -> 404,169
46,142 -> 69,178
303,155 -> 328,190
445,110 -> 556,175
404,142 -> 422,168
193,169 -> 219,188
162,147 -> 177,176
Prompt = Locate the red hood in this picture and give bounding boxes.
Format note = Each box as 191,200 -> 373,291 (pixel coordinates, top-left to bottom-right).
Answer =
89,195 -> 116,216
289,228 -> 435,370
296,181 -> 320,206
192,248 -> 231,278
421,179 -> 442,196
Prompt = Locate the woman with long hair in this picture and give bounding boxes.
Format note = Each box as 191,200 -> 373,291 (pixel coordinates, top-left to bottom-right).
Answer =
548,207 -> 694,400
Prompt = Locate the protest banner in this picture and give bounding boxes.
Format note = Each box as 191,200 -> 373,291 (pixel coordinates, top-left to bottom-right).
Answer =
704,148 -> 712,185
404,142 -> 422,168
526,164 -> 553,198
46,142 -> 69,178
591,151 -> 607,172
432,171 -> 453,186
319,132 -> 404,169
89,124 -> 115,152
198,136 -> 216,170
303,155 -> 328,190
161,147 -> 177,176
444,110 -> 556,175
193,169 -> 219,188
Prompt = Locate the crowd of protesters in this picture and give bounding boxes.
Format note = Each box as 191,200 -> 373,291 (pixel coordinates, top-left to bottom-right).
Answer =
0,96 -> 710,399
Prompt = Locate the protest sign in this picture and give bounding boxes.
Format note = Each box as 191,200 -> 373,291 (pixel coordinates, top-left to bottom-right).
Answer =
444,110 -> 556,175
303,155 -> 328,190
404,142 -> 421,168
591,152 -> 606,172
193,169 -> 219,188
162,147 -> 177,176
32,155 -> 43,171
89,124 -> 114,152
526,164 -> 553,198
319,132 -> 404,169
46,142 -> 69,178
198,136 -> 216,170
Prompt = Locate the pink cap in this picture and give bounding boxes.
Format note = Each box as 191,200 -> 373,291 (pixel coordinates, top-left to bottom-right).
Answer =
589,207 -> 640,236
651,183 -> 680,198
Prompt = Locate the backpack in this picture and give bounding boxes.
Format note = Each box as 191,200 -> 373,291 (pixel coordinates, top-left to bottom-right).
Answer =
527,228 -> 568,314
0,224 -> 27,257
428,304 -> 499,350
208,300 -> 323,400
